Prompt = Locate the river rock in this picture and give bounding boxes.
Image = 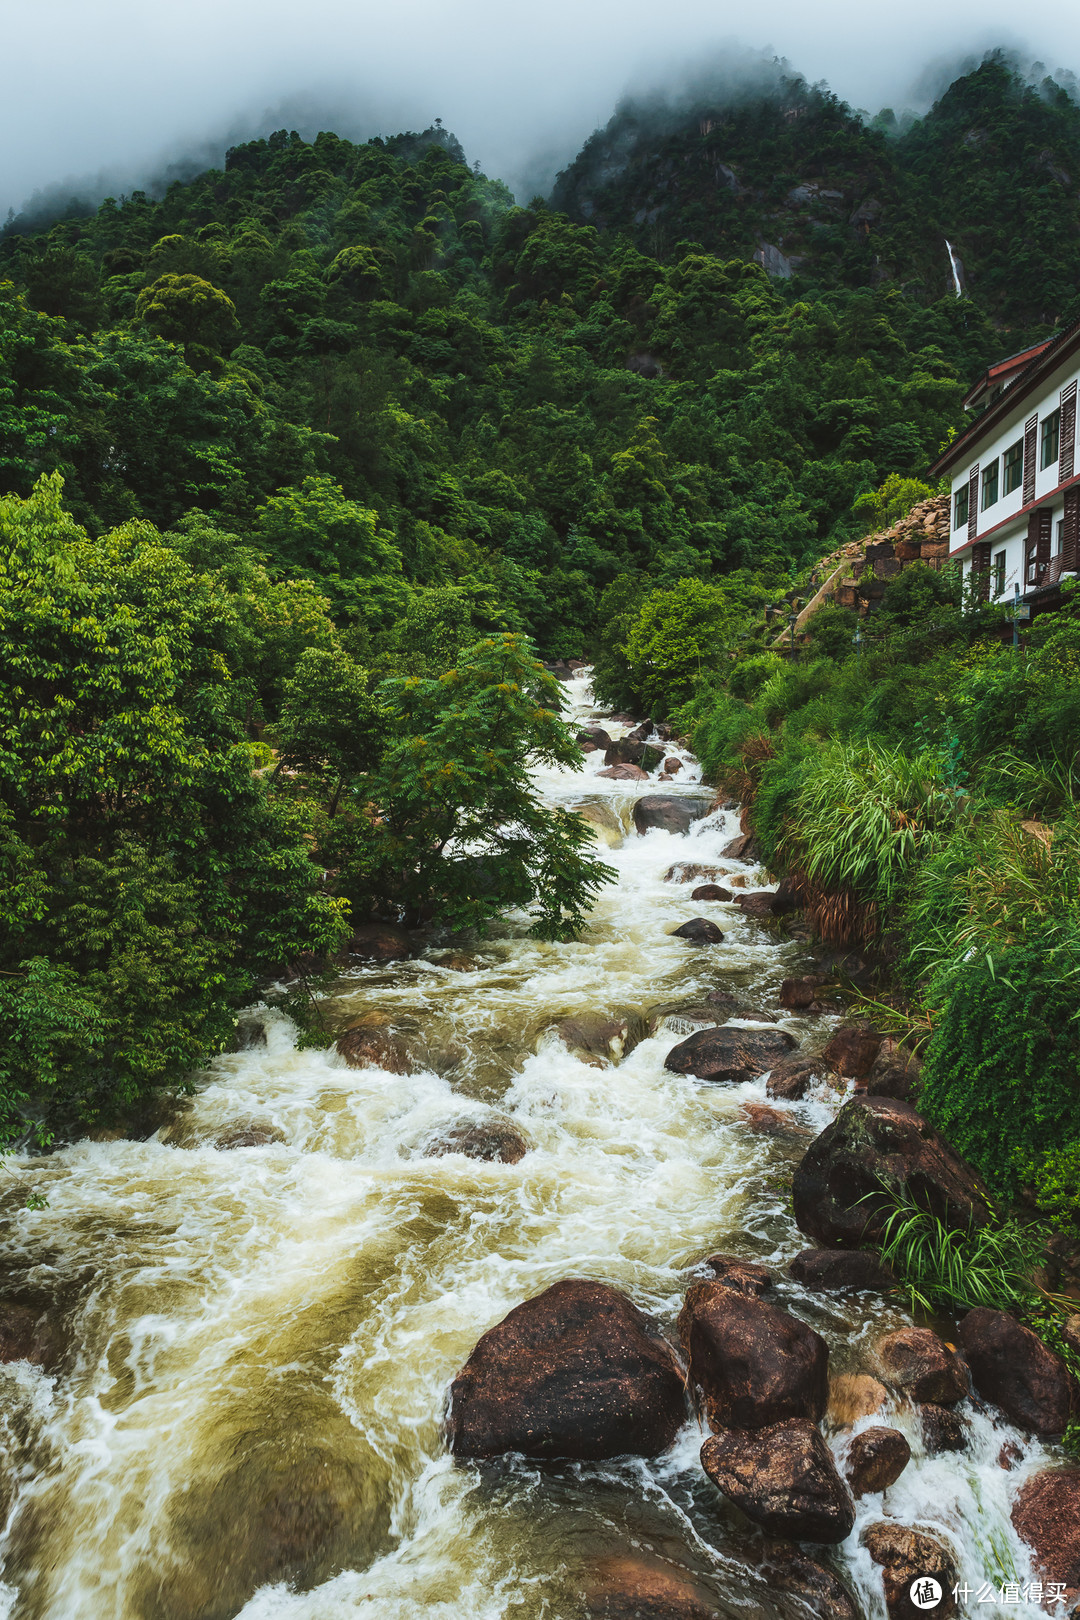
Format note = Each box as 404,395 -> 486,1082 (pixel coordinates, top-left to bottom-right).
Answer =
788,1249 -> 895,1294
877,1327 -> 966,1406
766,1055 -> 819,1100
920,1404 -> 967,1454
771,878 -> 802,916
213,1126 -> 285,1149
703,1256 -> 774,1296
757,1547 -> 861,1620
721,833 -> 755,860
664,863 -> 727,884
670,919 -> 724,945
424,1119 -> 530,1164
583,1554 -> 723,1618
336,1018 -> 424,1074
578,728 -> 612,747
604,739 -> 663,772
791,1097 -> 993,1248
678,1282 -> 828,1430
845,1426 -> 911,1497
861,1523 -> 957,1620
700,1420 -> 855,1544
956,1308 -> 1078,1435
647,1004 -> 723,1038
633,795 -> 712,836
598,764 -> 649,781
552,1013 -> 645,1065
735,892 -> 779,921
0,1302 -> 50,1365
828,1374 -> 888,1426
821,1023 -> 883,1079
1011,1469 -> 1080,1588
778,976 -> 827,1010
666,1026 -> 797,1086
574,800 -> 624,849
741,1103 -> 806,1136
662,757 -> 683,774
447,1280 -> 686,1461
866,1038 -> 922,1103
346,922 -> 412,961
691,884 -> 732,903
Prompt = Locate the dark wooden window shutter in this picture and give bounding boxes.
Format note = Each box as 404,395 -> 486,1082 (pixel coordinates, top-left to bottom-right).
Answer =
1023,414 -> 1038,505
1061,381 -> 1077,484
1026,506 -> 1053,587
1063,486 -> 1080,573
971,540 -> 992,602
967,465 -> 979,542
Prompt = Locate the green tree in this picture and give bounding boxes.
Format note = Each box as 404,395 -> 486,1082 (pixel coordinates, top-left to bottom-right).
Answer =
135,273 -> 240,358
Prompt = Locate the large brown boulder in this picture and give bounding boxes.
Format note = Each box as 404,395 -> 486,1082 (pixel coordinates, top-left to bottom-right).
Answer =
821,1024 -> 883,1079
691,884 -> 732,902
957,1308 -> 1078,1436
424,1119 -> 530,1164
664,862 -> 727,884
920,1404 -> 967,1455
604,739 -> 663,772
670,918 -> 724,945
578,728 -> 612,747
766,1055 -> 819,1100
703,1255 -> 773,1297
779,976 -> 828,1011
0,1301 -> 58,1367
788,1249 -> 895,1294
633,795 -> 713,835
598,764 -> 649,780
791,1097 -> 993,1248
700,1420 -> 855,1544
678,1281 -> 828,1431
861,1523 -> 957,1620
735,891 -> 779,921
757,1547 -> 861,1620
583,1554 -> 723,1618
336,1018 -> 424,1074
1012,1469 -> 1080,1588
346,922 -> 412,961
845,1426 -> 911,1497
828,1374 -> 887,1426
721,833 -> 756,860
665,1027 -> 797,1086
552,1012 -> 645,1065
448,1280 -> 686,1461
877,1327 -> 966,1406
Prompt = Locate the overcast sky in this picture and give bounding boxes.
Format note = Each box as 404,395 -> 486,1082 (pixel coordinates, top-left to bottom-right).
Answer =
4,0 -> 1080,218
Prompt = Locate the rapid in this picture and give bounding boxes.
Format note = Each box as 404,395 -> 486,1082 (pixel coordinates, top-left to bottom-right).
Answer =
0,671 -> 1055,1619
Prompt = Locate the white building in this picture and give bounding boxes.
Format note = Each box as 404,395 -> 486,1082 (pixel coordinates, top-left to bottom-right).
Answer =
927,321 -> 1080,605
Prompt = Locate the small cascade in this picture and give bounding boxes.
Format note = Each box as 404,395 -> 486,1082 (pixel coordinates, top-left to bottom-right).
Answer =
945,238 -> 964,298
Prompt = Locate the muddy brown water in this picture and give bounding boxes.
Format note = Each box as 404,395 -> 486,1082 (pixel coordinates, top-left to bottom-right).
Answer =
0,672 -> 1048,1618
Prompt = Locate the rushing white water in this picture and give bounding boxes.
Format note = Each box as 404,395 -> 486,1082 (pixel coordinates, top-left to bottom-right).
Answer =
0,672 -> 1054,1619
945,240 -> 964,299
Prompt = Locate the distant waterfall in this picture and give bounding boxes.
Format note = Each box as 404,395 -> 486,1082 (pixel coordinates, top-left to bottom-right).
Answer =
945,238 -> 964,297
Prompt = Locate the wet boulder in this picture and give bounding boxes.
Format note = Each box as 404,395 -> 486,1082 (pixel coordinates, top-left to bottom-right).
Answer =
578,728 -> 612,747
791,1097 -> 993,1248
678,1281 -> 828,1431
741,1103 -> 807,1137
665,1026 -> 797,1086
584,1554 -> 723,1618
778,976 -> 827,1010
424,1118 -> 530,1164
720,833 -> 755,860
664,862 -> 727,884
345,922 -> 412,961
573,800 -> 624,849
670,918 -> 724,945
633,795 -> 712,835
845,1426 -> 910,1497
756,1547 -> 861,1620
703,1255 -> 774,1297
866,1038 -> 922,1103
448,1279 -> 686,1461
1012,1469 -> 1080,1588
957,1308 -> 1078,1436
662,757 -> 683,775
551,1013 -> 645,1066
920,1404 -> 967,1455
788,1249 -> 895,1295
766,1054 -> 819,1101
0,1301 -> 60,1367
213,1126 -> 285,1149
691,884 -> 732,903
604,739 -> 663,772
877,1327 -> 966,1406
828,1374 -> 887,1426
700,1420 -> 854,1544
336,1017 -> 426,1075
821,1023 -> 883,1079
735,892 -> 778,922
771,877 -> 803,916
861,1523 -> 957,1620
647,1004 -> 723,1038
598,764 -> 649,781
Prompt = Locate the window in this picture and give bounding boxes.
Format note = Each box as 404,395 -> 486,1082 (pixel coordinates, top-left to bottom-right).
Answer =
994,550 -> 1006,596
1058,519 -> 1065,554
954,484 -> 969,529
1041,409 -> 1061,470
982,460 -> 999,509
1003,438 -> 1024,494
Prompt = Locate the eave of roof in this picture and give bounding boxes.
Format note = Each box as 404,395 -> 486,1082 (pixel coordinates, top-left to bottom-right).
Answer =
929,318 -> 1080,480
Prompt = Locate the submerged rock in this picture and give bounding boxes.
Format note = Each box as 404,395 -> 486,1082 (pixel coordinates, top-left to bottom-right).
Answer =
788,1249 -> 895,1295
957,1308 -> 1078,1435
583,1554 -> 724,1618
828,1374 -> 888,1426
765,1054 -> 819,1101
598,764 -> 649,781
791,1097 -> 992,1248
876,1327 -> 966,1406
757,1546 -> 861,1620
448,1280 -> 686,1461
920,1403 -> 967,1455
424,1119 -> 530,1164
336,1018 -> 425,1074
670,918 -> 724,945
213,1126 -> 284,1150
0,1301 -> 62,1368
845,1426 -> 911,1497
664,862 -> 728,884
678,1281 -> 828,1431
1012,1469 -> 1080,1588
551,1012 -> 645,1065
861,1522 -> 957,1620
665,1026 -> 797,1086
633,794 -> 713,835
345,922 -> 412,961
573,800 -> 624,848
700,1420 -> 855,1543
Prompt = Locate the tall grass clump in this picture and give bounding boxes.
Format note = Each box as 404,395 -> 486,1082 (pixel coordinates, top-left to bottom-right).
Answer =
877,1189 -> 1044,1315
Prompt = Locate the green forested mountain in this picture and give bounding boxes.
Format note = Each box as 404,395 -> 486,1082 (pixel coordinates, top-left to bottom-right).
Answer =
1,53 -> 1078,1141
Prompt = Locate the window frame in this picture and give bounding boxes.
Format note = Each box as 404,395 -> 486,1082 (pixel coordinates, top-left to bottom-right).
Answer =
953,484 -> 969,530
993,550 -> 1006,597
1003,438 -> 1024,495
1041,409 -> 1061,470
981,459 -> 999,510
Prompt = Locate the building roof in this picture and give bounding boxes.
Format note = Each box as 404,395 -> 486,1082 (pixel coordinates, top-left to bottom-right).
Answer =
928,316 -> 1080,480
960,339 -> 1055,411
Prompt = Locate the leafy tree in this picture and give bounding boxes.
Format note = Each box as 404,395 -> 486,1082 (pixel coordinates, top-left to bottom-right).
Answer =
135,272 -> 240,358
